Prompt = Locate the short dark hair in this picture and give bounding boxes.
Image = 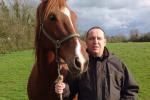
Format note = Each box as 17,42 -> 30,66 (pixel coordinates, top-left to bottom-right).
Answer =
86,26 -> 106,38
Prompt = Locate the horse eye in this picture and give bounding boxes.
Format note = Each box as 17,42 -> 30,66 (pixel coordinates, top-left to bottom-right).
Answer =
49,15 -> 56,21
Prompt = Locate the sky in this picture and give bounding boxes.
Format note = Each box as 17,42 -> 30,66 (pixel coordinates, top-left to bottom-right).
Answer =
67,0 -> 150,35
31,0 -> 150,36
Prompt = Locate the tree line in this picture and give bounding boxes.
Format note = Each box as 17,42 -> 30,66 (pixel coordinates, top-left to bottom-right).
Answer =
106,29 -> 150,43
0,0 -> 150,53
0,0 -> 36,53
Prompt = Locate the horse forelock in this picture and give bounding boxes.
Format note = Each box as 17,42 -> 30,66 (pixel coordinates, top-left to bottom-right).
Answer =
43,0 -> 66,20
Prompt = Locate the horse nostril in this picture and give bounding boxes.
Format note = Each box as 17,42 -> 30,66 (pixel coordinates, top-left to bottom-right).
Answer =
74,57 -> 81,70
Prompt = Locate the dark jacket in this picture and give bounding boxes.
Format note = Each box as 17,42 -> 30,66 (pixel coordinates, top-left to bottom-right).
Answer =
64,47 -> 139,100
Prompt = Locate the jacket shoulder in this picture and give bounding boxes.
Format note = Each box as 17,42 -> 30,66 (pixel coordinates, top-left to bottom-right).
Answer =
107,53 -> 126,73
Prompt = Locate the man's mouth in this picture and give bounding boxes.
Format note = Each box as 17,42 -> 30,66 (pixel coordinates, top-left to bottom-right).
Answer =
93,46 -> 99,49
92,46 -> 99,50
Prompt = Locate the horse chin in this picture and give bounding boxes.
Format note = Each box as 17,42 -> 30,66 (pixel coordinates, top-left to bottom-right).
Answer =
64,56 -> 89,75
69,66 -> 82,76
66,60 -> 82,75
73,56 -> 89,74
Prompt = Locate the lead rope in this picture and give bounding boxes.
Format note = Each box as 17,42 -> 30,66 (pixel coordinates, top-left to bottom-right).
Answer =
55,40 -> 64,100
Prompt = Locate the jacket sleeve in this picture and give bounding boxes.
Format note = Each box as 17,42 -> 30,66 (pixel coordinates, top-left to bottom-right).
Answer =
62,83 -> 70,98
120,63 -> 139,100
63,73 -> 79,100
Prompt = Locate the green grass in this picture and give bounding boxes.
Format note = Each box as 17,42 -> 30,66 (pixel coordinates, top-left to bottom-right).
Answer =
0,42 -> 150,100
0,50 -> 34,100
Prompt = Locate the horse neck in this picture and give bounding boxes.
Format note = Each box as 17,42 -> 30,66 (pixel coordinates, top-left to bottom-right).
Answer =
36,48 -> 58,82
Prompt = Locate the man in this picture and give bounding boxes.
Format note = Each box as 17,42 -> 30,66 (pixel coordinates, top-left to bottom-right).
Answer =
55,26 -> 139,100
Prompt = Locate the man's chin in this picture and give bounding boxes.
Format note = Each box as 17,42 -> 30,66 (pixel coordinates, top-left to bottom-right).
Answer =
92,49 -> 99,53
92,51 -> 99,57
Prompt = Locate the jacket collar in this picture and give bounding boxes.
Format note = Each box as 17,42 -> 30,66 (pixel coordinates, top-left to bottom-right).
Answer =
88,47 -> 109,61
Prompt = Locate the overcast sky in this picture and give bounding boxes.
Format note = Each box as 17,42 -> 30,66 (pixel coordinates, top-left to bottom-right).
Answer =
31,0 -> 150,35
67,0 -> 150,35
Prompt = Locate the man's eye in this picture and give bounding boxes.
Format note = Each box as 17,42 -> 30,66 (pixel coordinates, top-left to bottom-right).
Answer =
97,38 -> 101,40
88,38 -> 94,40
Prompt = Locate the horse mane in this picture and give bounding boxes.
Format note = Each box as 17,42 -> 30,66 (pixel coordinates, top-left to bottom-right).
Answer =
44,0 -> 66,20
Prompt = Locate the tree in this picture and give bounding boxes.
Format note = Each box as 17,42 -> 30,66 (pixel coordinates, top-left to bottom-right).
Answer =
129,29 -> 140,42
0,0 -> 36,53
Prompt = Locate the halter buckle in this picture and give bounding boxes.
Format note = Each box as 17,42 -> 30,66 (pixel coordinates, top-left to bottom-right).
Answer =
56,40 -> 61,48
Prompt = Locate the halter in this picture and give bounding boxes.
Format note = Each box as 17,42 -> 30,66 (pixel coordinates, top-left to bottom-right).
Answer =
40,23 -> 79,75
40,23 -> 79,100
39,5 -> 79,99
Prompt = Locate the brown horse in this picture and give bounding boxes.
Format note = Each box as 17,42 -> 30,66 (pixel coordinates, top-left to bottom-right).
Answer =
27,0 -> 88,100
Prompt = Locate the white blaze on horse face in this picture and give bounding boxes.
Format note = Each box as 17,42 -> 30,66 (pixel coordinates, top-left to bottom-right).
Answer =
75,39 -> 86,71
61,7 -> 85,71
61,7 -> 76,33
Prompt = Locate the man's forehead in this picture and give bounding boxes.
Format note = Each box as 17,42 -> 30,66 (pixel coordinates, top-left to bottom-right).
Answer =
88,29 -> 104,37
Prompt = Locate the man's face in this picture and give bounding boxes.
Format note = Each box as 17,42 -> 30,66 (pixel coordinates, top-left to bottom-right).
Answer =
86,28 -> 106,57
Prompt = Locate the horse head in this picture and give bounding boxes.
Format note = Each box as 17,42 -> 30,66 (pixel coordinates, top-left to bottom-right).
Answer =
36,0 -> 88,75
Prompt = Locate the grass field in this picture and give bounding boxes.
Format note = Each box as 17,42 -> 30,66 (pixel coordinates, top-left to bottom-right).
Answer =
0,42 -> 150,100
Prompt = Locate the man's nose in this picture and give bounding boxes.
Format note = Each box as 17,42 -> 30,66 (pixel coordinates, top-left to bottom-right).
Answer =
93,38 -> 98,43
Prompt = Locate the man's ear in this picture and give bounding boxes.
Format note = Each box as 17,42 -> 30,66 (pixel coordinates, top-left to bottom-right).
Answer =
85,38 -> 87,44
104,38 -> 107,46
